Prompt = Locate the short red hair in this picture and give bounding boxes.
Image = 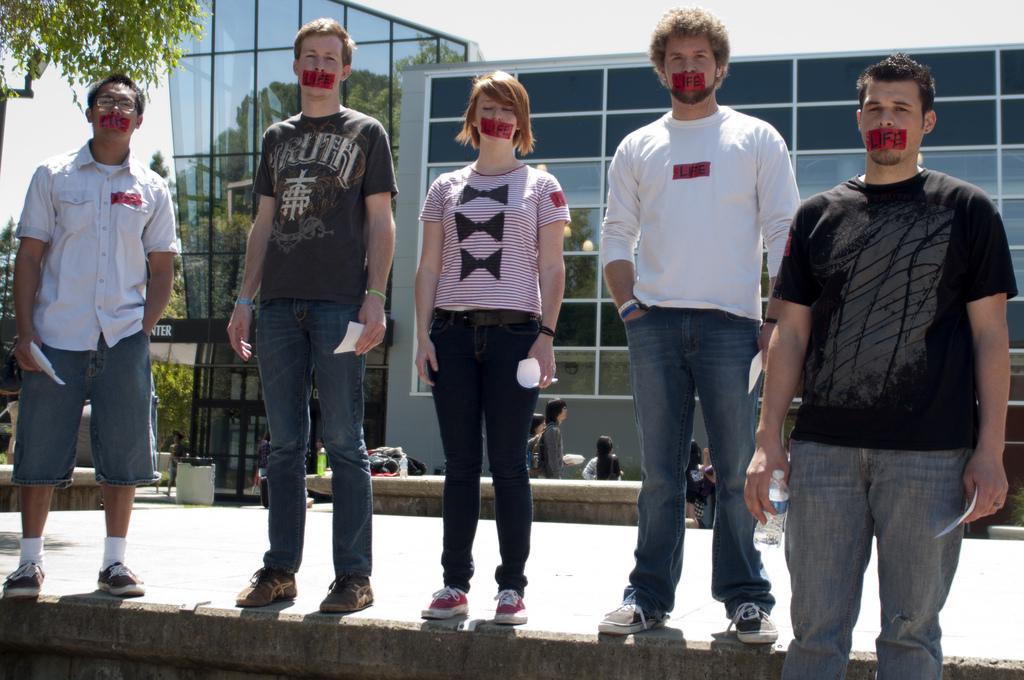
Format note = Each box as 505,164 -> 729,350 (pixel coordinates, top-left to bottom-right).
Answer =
455,71 -> 534,156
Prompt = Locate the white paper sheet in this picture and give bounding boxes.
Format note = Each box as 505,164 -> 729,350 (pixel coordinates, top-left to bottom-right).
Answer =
332,321 -> 365,354
934,488 -> 978,539
748,351 -> 763,393
30,342 -> 65,385
516,358 -> 557,388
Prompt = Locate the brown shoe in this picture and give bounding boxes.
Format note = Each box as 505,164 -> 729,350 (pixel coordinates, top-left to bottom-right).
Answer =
97,562 -> 145,597
319,575 -> 373,613
235,567 -> 297,607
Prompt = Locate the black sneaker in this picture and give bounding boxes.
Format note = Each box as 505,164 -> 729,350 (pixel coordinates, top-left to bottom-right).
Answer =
728,602 -> 778,644
3,562 -> 44,599
97,562 -> 145,597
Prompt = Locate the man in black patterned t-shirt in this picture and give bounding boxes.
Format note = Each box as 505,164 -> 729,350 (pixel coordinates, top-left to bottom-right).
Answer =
747,53 -> 1015,680
227,17 -> 397,615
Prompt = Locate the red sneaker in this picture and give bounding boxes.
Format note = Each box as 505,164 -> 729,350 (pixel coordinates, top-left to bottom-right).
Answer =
421,586 -> 468,619
494,589 -> 527,625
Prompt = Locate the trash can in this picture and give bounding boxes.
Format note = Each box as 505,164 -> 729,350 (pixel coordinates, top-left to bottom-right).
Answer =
176,459 -> 215,505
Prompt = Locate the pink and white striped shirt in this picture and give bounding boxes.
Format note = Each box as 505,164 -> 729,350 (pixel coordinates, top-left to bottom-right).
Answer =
420,164 -> 570,314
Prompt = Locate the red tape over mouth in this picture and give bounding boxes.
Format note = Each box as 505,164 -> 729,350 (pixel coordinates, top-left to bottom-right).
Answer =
99,113 -> 130,132
479,117 -> 515,139
301,70 -> 336,88
671,71 -> 705,92
867,128 -> 907,151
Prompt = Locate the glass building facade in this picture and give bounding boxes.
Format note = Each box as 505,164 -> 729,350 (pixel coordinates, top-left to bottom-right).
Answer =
384,46 -> 1024,498
166,0 -> 471,497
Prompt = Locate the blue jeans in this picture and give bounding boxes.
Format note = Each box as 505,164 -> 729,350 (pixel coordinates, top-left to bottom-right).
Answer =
13,331 -> 156,487
782,441 -> 970,680
256,299 -> 371,576
623,307 -> 771,617
429,316 -> 539,595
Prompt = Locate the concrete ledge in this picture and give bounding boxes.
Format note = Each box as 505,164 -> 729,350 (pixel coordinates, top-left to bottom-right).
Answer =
0,466 -> 101,512
308,474 -> 651,526
1,597 -> 1021,680
988,525 -> 1024,540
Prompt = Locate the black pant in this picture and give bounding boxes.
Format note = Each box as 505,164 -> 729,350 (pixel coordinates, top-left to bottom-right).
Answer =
429,317 -> 539,595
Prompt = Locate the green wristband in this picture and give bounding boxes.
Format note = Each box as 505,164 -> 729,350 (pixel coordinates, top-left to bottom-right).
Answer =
367,288 -> 387,302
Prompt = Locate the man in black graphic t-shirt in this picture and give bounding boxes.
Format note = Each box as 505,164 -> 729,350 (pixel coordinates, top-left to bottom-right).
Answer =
746,54 -> 1015,680
227,18 -> 397,615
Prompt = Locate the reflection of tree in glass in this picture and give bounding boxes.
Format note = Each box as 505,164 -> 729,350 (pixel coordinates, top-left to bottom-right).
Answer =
563,208 -> 595,251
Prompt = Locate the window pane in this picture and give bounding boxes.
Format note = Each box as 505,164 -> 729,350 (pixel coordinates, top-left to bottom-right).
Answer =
798,55 -> 884,102
540,162 -> 602,206
347,7 -> 390,42
566,208 -> 600,252
182,8 -> 212,54
1001,49 -> 1024,95
795,153 -> 862,199
564,255 -> 597,299
174,158 -> 210,253
598,351 -> 631,395
531,116 -> 602,159
1012,251 -> 1024,298
607,67 -> 665,111
301,0 -> 341,26
1009,302 -> 1024,347
1003,100 -> 1024,145
214,53 -> 256,155
600,303 -> 627,347
428,121 -> 475,163
920,150 -> 997,196
393,23 -> 431,40
170,56 -> 212,155
796,105 -> 861,150
256,50 -> 299,134
606,112 -> 662,155
554,350 -> 595,395
431,76 -> 473,118
741,106 -> 792,148
183,255 -> 209,318
440,40 -> 466,63
909,51 -> 994,97
212,156 -> 254,252
346,42 -> 390,132
555,303 -> 596,346
1004,201 -> 1024,247
1012,353 -> 1024,401
518,70 -> 602,114
215,0 -> 255,52
393,39 -> 438,149
1005,152 -> 1024,197
719,60 -> 792,105
923,101 -> 994,147
212,254 -> 247,318
258,0 -> 298,49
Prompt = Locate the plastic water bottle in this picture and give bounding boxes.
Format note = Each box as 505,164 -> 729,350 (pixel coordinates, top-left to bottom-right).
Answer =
316,448 -> 327,476
753,469 -> 789,549
399,455 -> 408,478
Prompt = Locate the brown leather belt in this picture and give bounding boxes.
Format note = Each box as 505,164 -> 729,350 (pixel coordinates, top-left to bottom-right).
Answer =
433,308 -> 538,327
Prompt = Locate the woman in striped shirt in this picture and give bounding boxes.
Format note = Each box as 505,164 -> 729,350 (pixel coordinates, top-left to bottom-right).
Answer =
415,71 -> 568,625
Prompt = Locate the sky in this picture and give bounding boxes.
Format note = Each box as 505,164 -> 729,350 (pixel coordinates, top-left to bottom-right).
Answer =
1,0 -> 1021,225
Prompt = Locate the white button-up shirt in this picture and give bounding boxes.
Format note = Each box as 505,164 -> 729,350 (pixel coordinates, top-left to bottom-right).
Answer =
17,143 -> 179,351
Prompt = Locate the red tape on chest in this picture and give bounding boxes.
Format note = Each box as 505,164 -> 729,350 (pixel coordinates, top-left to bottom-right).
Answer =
672,162 -> 711,180
99,113 -> 130,133
111,192 -> 142,207
671,71 -> 705,92
301,70 -> 336,88
479,117 -> 515,139
866,128 -> 907,151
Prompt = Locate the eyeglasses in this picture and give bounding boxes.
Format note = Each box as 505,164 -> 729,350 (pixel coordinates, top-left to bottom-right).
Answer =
95,95 -> 137,113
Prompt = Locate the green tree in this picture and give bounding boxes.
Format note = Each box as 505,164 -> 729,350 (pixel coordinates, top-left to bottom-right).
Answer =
151,359 -> 194,450
0,0 -> 206,98
150,150 -> 171,179
0,219 -> 16,323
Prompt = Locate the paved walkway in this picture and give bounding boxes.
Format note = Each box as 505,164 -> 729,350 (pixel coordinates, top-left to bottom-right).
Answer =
1,490 -> 1021,667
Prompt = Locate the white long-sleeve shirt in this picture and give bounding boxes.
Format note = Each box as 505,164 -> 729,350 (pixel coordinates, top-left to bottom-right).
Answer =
601,107 -> 799,320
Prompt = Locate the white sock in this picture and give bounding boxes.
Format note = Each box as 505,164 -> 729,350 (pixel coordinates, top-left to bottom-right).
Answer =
102,536 -> 127,569
19,537 -> 44,566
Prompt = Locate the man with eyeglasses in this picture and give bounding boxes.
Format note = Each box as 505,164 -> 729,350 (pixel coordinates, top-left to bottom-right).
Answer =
3,74 -> 178,600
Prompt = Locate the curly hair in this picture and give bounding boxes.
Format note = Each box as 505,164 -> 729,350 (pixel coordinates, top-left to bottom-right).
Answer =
648,7 -> 730,77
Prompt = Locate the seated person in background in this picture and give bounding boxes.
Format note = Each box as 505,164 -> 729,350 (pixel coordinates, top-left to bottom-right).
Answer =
583,435 -> 623,481
686,440 -> 716,529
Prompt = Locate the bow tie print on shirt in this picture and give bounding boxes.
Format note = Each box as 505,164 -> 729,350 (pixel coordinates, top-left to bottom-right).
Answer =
459,184 -> 509,205
456,213 -> 505,242
460,249 -> 502,280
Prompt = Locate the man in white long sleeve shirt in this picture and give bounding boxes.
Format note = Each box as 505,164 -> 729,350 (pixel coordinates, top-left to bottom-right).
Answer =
598,7 -> 799,643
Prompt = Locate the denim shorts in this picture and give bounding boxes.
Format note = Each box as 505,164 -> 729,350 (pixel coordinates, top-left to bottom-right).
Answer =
13,331 -> 157,488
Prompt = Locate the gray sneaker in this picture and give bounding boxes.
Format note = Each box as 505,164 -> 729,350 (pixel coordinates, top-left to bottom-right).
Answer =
97,562 -> 145,597
3,562 -> 44,599
598,597 -> 667,635
728,602 -> 778,644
